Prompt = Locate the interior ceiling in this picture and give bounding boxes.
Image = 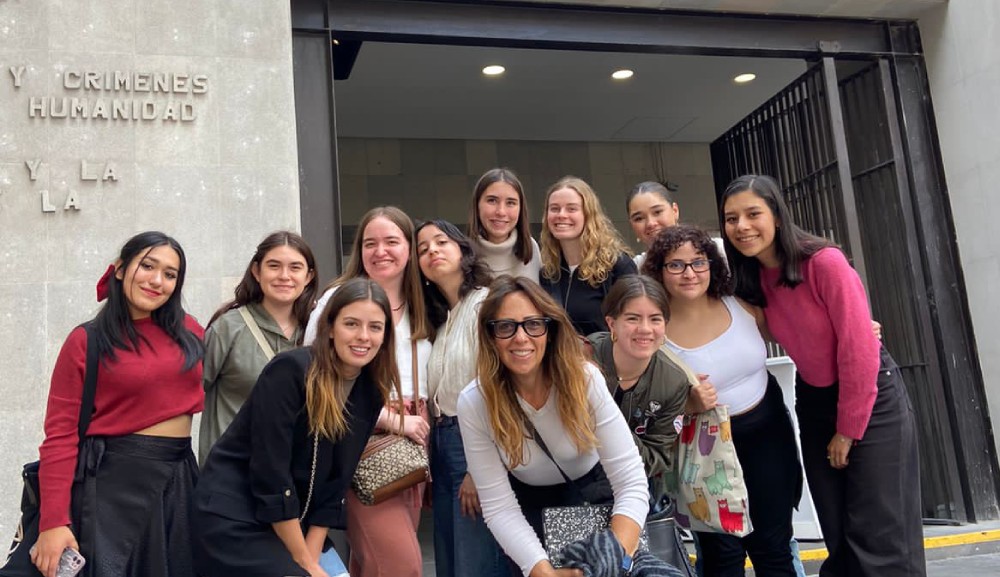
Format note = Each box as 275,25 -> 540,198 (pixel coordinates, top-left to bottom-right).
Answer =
492,0 -> 945,19
334,43 -> 808,143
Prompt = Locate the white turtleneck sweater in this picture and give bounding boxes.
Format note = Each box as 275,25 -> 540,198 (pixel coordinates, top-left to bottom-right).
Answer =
471,230 -> 542,282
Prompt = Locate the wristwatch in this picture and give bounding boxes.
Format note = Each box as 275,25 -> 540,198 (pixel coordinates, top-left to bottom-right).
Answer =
622,551 -> 634,575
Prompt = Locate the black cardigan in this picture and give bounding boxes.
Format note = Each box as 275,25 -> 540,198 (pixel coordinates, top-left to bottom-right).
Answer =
196,347 -> 383,529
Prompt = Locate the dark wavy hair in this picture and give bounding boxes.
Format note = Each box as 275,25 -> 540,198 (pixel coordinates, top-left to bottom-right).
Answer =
718,175 -> 834,306
208,231 -> 318,341
642,224 -> 733,300
415,219 -> 493,329
94,231 -> 204,371
468,168 -> 534,265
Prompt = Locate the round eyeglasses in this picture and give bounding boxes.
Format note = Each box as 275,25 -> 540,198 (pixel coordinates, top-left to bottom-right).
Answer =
486,317 -> 552,339
662,259 -> 711,275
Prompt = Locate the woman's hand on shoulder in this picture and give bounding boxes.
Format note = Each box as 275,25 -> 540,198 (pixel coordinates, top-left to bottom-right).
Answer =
685,375 -> 717,414
31,526 -> 78,577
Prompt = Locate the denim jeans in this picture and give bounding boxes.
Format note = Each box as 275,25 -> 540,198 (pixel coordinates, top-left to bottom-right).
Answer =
319,548 -> 348,577
430,416 -> 510,577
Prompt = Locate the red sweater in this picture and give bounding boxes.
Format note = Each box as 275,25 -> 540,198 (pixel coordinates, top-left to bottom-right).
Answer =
760,248 -> 880,440
38,315 -> 205,531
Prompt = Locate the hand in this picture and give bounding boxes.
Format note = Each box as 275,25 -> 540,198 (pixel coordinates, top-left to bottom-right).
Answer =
402,414 -> 429,446
302,561 -> 331,577
871,320 -> 883,340
459,473 -> 481,517
528,560 -> 583,577
685,375 -> 718,413
30,526 -> 78,577
826,433 -> 854,469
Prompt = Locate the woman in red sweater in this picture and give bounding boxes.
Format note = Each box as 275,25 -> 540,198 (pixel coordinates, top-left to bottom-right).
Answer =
30,231 -> 206,577
719,175 -> 925,577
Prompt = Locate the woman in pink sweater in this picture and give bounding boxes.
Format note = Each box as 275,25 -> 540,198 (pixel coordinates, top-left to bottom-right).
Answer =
718,174 -> 925,577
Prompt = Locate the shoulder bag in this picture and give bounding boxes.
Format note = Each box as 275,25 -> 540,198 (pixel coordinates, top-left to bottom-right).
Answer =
525,421 -> 651,561
1,323 -> 98,577
351,341 -> 429,506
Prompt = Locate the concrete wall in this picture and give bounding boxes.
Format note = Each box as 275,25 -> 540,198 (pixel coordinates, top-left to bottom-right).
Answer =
920,2 -> 1000,443
337,137 -> 719,253
0,0 -> 301,539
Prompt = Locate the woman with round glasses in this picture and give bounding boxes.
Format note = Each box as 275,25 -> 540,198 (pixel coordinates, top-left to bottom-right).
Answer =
643,225 -> 802,577
457,276 -> 649,577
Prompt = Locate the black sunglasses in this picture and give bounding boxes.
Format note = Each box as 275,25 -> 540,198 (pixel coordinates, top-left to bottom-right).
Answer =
486,317 -> 552,339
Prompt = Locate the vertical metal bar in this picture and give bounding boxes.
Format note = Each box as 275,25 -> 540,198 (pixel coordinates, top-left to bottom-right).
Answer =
821,57 -> 867,287
877,59 -> 969,521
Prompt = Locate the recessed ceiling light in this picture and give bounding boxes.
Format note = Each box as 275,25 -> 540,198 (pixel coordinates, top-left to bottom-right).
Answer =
734,73 -> 757,84
482,65 -> 506,76
612,69 -> 634,80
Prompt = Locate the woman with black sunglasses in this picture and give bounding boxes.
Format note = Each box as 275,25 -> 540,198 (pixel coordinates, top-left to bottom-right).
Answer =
457,276 -> 649,577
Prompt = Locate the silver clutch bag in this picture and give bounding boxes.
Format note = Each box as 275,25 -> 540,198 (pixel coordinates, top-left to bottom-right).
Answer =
542,504 -> 650,561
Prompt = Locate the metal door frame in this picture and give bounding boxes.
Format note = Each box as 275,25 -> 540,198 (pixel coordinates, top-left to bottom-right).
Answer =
289,0 -> 1000,520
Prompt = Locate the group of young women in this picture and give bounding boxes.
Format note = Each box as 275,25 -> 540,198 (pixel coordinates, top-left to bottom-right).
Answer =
14,167 -> 924,577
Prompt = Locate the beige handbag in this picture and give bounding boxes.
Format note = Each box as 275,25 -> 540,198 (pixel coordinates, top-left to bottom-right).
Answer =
351,342 -> 429,506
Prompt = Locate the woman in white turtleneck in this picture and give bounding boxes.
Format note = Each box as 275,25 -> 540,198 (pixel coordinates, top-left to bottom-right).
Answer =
468,167 -> 542,282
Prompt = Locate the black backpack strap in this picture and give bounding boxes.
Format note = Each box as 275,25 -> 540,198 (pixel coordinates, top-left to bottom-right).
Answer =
77,322 -> 99,442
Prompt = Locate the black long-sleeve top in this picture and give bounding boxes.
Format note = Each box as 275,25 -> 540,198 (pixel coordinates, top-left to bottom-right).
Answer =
196,347 -> 383,529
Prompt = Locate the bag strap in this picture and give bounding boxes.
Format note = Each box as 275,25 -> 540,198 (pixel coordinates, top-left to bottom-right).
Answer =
78,322 -> 99,442
299,433 -> 319,522
523,418 -> 588,504
411,340 -> 418,406
238,306 -> 276,360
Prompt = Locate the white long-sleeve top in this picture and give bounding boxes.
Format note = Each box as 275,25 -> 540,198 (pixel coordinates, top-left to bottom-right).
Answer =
457,362 -> 649,576
427,287 -> 487,417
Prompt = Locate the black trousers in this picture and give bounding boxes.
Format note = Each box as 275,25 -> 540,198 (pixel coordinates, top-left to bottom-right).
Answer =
697,376 -> 802,577
795,348 -> 926,577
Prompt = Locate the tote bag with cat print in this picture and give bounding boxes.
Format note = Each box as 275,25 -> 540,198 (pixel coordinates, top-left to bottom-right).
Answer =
664,406 -> 752,537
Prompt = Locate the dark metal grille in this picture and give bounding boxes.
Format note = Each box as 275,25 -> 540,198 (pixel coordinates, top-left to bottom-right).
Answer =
712,60 -> 962,519
838,62 -> 961,519
711,65 -> 850,252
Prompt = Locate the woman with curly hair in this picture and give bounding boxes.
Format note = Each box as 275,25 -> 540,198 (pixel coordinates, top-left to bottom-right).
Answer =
643,224 -> 802,577
539,176 -> 636,335
458,276 -> 649,577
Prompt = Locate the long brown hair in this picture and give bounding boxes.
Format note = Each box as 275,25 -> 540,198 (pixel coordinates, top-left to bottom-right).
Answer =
208,231 -> 318,340
475,276 -> 597,468
468,168 -> 534,264
324,206 -> 431,340
540,176 -> 631,287
305,277 -> 402,439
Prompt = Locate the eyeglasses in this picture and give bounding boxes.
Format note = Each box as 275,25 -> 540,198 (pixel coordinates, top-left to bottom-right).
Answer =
486,317 -> 552,339
662,259 -> 711,275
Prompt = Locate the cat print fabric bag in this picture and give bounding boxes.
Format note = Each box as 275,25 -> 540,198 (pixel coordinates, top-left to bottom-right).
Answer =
665,406 -> 752,537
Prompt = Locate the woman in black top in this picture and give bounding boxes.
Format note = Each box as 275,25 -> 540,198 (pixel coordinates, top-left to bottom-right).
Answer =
193,278 -> 402,577
539,176 -> 636,335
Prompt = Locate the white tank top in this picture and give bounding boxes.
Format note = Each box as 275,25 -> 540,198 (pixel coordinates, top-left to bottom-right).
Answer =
665,296 -> 768,415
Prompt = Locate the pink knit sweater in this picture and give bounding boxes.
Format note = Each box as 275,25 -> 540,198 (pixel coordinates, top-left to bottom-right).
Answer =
761,247 -> 880,440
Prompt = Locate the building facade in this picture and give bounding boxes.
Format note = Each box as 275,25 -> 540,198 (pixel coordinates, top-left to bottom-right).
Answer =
0,0 -> 996,540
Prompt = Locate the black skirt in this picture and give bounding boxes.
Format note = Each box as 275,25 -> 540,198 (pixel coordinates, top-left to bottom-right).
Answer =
74,434 -> 198,577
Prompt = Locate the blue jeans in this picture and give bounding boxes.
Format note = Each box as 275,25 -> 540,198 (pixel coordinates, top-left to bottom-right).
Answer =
430,416 -> 510,577
319,548 -> 348,577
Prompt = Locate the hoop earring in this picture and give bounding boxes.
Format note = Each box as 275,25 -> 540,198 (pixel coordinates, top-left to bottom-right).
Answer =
610,332 -> 618,343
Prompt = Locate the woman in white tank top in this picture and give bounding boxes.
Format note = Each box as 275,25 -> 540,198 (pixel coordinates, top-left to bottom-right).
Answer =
641,224 -> 802,577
